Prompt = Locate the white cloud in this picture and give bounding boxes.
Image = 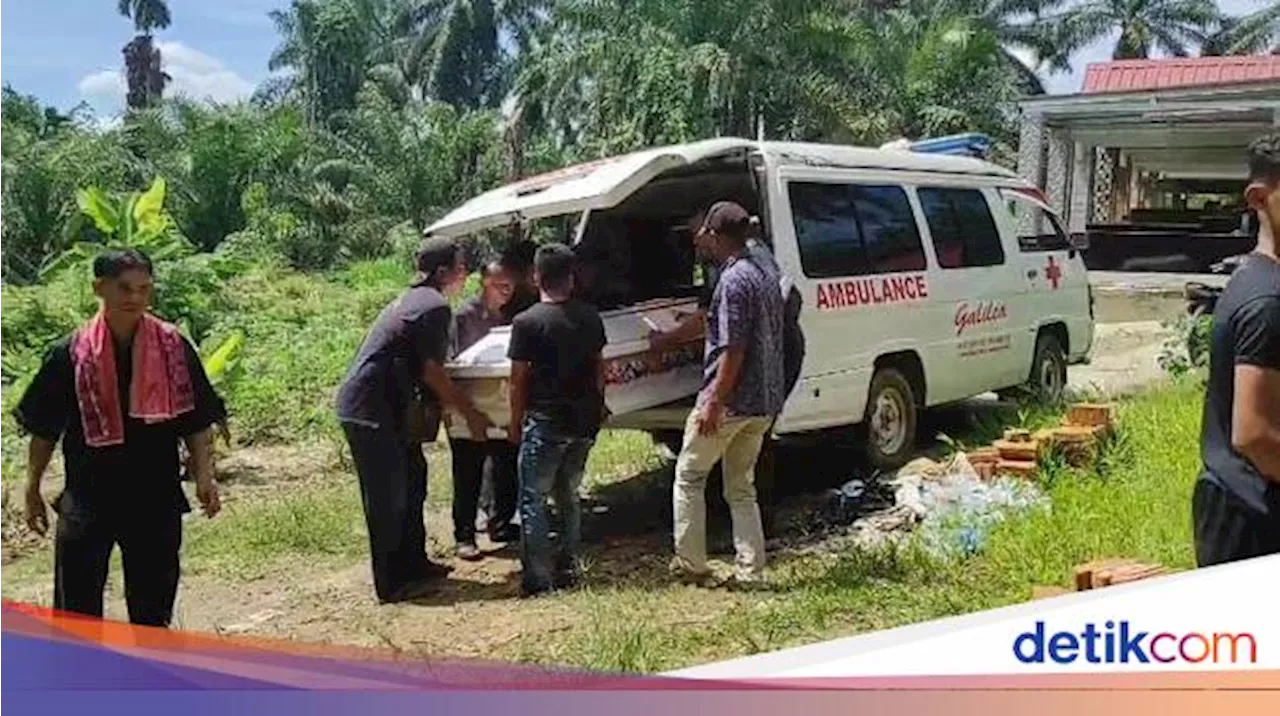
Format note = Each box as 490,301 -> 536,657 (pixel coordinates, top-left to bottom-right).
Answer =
158,41 -> 229,76
76,41 -> 254,114
77,69 -> 126,101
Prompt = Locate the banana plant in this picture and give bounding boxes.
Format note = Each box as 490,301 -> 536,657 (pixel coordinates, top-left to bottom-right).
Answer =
202,330 -> 244,386
204,330 -> 244,450
39,176 -> 194,279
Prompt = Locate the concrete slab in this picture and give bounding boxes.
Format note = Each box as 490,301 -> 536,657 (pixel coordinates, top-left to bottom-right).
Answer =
1089,271 -> 1227,294
1070,321 -> 1173,397
1088,271 -> 1223,323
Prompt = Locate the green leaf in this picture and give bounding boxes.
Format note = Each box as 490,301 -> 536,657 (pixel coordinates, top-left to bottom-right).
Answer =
38,242 -> 99,281
75,187 -> 121,235
132,176 -> 167,231
203,331 -> 245,383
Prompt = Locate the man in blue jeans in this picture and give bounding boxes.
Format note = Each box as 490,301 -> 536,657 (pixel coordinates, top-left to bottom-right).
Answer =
507,243 -> 607,597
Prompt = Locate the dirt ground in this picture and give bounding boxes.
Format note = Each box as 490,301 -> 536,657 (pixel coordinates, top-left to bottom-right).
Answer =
1068,321 -> 1172,397
0,321 -> 1175,662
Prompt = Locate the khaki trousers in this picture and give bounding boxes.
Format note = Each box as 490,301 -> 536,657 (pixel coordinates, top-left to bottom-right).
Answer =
672,412 -> 772,578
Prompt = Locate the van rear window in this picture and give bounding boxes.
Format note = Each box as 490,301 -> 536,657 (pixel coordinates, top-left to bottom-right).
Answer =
787,182 -> 925,279
917,188 -> 1006,269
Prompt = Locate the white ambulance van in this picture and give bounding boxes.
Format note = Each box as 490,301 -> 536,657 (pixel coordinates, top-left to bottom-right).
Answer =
427,138 -> 1094,469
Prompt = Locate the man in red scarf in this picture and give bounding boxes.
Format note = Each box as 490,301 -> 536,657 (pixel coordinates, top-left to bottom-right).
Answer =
14,250 -> 224,627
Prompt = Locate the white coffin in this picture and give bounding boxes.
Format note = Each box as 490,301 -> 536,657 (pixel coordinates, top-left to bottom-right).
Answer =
443,297 -> 704,439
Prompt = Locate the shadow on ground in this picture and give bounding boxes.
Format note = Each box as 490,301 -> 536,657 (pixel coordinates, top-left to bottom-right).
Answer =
271,397 -> 1034,609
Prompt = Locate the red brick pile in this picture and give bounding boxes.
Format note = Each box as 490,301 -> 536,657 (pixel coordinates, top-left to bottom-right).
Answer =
1074,558 -> 1172,590
1032,558 -> 1173,600
964,403 -> 1116,480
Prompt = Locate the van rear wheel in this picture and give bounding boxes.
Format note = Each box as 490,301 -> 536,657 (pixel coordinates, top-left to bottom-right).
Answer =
864,367 -> 918,471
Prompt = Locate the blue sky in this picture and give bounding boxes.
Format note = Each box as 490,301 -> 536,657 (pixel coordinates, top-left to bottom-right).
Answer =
0,0 -> 1270,118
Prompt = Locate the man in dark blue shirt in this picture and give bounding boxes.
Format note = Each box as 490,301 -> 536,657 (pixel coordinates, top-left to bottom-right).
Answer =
448,261 -> 521,560
336,238 -> 491,603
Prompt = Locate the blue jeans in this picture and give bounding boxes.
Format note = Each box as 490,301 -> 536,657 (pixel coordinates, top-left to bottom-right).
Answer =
517,417 -> 594,591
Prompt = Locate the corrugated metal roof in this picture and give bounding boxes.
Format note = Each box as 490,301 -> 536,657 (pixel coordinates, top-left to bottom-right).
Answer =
1082,56 -> 1280,94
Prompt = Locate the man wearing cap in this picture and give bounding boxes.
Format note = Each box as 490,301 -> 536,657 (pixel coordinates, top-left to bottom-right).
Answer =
336,237 -> 493,603
654,211 -> 804,401
657,201 -> 785,586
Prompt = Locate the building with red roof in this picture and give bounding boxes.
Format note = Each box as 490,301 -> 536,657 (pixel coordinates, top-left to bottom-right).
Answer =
1017,55 -> 1279,273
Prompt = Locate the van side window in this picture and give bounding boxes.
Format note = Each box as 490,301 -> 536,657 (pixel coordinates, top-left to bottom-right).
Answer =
788,182 -> 925,278
917,187 -> 1006,269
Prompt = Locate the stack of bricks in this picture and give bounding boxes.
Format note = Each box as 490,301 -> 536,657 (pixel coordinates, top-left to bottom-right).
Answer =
992,429 -> 1040,478
1073,558 -> 1170,590
1044,403 -> 1116,468
964,403 -> 1117,479
1030,558 -> 1171,601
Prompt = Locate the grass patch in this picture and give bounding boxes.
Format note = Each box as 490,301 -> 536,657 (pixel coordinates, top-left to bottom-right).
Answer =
183,479 -> 368,581
515,379 -> 1204,672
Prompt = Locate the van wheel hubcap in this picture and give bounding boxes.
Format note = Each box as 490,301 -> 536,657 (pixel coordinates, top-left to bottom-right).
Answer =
871,390 -> 907,455
1037,355 -> 1064,399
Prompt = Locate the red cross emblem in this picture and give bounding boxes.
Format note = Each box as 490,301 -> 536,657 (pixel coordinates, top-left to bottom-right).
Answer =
1045,256 -> 1062,290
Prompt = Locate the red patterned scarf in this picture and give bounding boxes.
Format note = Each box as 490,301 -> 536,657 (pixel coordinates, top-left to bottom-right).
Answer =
71,311 -> 195,447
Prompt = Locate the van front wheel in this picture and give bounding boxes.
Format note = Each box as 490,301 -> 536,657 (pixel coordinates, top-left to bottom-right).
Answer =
1029,333 -> 1068,403
864,367 -> 918,471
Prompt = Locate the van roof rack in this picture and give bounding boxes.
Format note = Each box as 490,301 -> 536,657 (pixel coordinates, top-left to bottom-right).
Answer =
881,133 -> 992,159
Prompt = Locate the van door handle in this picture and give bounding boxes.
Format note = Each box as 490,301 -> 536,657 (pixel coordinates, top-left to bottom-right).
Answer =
1026,269 -> 1038,279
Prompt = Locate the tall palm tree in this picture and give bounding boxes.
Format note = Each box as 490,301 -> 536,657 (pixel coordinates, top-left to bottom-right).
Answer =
515,0 -> 1025,154
1042,0 -> 1219,64
1201,5 -> 1280,56
920,0 -> 1065,94
383,0 -> 548,110
269,0 -> 402,123
117,0 -> 172,109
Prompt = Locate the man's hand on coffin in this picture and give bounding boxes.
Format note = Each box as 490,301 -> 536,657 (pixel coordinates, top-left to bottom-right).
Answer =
696,397 -> 724,437
464,408 -> 493,442
648,328 -> 673,352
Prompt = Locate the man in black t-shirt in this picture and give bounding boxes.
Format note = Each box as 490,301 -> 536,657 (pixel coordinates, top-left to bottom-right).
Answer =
336,238 -> 492,603
1193,133 -> 1280,566
14,250 -> 224,627
507,243 -> 607,597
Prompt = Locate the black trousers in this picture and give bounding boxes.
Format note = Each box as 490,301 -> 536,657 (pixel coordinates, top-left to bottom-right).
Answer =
449,437 -> 517,543
54,508 -> 183,627
1192,476 -> 1280,567
342,423 -> 429,602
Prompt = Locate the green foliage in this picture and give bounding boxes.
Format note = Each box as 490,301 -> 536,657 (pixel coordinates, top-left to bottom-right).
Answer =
198,260 -> 409,443
1158,313 -> 1213,379
1,0 -> 1111,450
1041,0 -> 1220,63
42,177 -> 190,277
28,176 -> 241,346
